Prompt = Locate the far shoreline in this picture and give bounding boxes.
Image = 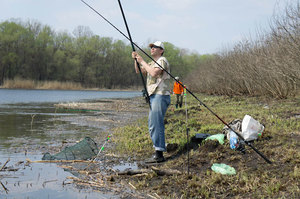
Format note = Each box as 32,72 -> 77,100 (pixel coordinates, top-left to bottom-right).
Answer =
0,78 -> 142,92
0,87 -> 141,92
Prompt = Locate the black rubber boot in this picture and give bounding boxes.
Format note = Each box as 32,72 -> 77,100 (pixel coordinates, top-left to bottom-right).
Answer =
145,151 -> 165,163
156,150 -> 164,159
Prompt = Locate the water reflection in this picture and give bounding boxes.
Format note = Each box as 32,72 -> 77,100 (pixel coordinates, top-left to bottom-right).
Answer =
0,154 -> 110,199
0,89 -> 142,198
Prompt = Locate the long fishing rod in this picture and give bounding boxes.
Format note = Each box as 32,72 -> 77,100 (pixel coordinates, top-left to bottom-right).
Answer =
117,0 -> 150,109
80,0 -> 272,164
80,0 -> 151,107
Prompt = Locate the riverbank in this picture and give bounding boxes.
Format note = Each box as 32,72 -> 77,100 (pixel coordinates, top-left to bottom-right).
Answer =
48,94 -> 299,198
0,90 -> 147,198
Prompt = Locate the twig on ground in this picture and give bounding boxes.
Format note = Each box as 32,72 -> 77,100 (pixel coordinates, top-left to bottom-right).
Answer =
118,169 -> 151,176
147,194 -> 158,199
26,158 -> 93,164
154,193 -> 162,199
0,158 -> 10,171
67,176 -> 104,188
0,181 -> 9,194
128,182 -> 136,189
117,167 -> 181,176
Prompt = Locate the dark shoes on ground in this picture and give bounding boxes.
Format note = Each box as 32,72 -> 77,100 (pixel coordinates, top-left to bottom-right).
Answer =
145,151 -> 165,163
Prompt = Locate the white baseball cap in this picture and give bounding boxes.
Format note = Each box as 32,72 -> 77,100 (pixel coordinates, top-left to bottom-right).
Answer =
149,41 -> 164,49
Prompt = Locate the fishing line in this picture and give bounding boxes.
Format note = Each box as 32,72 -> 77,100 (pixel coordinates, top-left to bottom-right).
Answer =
80,0 -> 272,164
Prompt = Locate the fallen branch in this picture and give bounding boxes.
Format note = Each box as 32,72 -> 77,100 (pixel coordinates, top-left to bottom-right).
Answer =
66,176 -> 104,188
128,182 -> 136,189
26,158 -> 94,164
0,158 -> 10,171
132,173 -> 149,177
117,167 -> 182,176
118,169 -> 151,176
151,166 -> 182,176
0,181 -> 9,194
59,165 -> 100,175
147,194 -> 159,199
154,193 -> 162,199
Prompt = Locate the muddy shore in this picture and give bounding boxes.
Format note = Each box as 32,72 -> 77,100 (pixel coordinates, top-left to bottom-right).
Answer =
0,96 -> 151,198
6,95 -> 299,199
54,95 -> 300,199
51,97 -> 152,198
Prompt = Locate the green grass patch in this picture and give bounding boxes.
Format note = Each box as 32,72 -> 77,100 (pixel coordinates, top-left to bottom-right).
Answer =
111,94 -> 300,198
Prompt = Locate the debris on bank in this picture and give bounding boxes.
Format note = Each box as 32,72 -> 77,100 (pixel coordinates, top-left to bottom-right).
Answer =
211,163 -> 236,175
54,98 -> 147,112
222,115 -> 265,151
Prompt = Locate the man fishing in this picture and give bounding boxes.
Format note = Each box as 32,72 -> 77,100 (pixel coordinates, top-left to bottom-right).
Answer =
132,41 -> 171,163
82,0 -> 272,166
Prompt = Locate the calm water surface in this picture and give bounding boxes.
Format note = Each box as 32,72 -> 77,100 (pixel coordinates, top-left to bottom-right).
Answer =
0,89 -> 141,199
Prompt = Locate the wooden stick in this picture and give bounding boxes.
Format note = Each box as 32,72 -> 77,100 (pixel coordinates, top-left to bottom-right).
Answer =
67,176 -> 104,188
117,167 -> 182,176
151,166 -> 182,176
128,182 -> 136,189
118,169 -> 151,175
0,181 -> 9,194
154,193 -> 162,199
147,194 -> 158,199
0,158 -> 10,171
26,158 -> 94,164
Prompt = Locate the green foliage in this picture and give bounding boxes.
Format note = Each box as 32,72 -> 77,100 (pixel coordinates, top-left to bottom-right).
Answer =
0,19 -> 200,89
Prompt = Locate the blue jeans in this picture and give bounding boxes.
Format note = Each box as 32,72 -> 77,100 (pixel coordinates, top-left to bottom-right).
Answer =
148,94 -> 170,151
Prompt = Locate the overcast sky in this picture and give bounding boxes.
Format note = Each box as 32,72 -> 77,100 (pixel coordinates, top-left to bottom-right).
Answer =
0,0 -> 291,54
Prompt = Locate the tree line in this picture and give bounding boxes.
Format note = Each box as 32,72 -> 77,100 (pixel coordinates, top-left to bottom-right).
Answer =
0,20 -> 200,89
1,0 -> 299,99
186,0 -> 300,99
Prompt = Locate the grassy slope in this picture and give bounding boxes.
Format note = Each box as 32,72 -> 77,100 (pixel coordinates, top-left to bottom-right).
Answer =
111,94 -> 300,198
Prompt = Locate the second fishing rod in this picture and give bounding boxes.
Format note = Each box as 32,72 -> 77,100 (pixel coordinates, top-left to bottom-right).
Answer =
116,0 -> 150,109
81,0 -> 272,164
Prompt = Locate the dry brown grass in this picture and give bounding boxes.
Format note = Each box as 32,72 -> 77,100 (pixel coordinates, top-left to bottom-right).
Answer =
1,78 -> 35,89
1,78 -> 83,90
186,1 -> 300,99
37,80 -> 83,90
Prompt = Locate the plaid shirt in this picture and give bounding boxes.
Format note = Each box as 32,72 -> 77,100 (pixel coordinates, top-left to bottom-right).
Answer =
146,56 -> 171,96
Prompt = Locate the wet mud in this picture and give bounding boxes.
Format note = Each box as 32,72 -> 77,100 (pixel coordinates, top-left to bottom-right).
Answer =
2,96 -> 298,199
0,97 -> 149,198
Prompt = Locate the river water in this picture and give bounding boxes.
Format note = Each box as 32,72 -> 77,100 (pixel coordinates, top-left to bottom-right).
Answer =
0,89 -> 142,199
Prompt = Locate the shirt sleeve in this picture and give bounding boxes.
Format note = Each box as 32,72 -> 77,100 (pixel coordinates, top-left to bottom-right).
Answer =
155,58 -> 166,70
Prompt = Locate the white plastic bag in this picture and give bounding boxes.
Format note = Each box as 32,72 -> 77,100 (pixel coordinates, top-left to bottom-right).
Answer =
242,115 -> 264,141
